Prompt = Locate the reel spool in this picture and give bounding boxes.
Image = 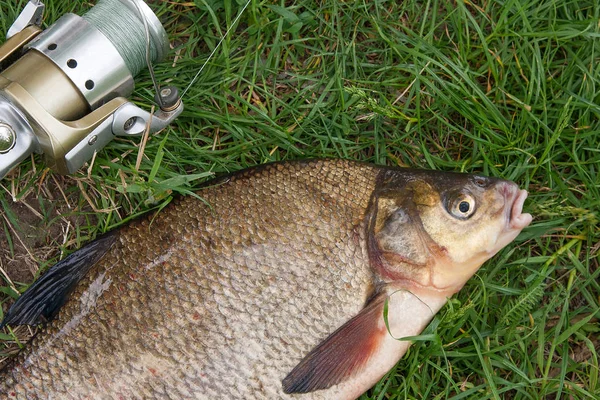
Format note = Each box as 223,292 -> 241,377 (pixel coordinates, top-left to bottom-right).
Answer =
0,0 -> 183,178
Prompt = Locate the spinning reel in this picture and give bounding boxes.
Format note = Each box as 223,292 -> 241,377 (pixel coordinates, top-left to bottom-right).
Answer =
0,0 -> 183,179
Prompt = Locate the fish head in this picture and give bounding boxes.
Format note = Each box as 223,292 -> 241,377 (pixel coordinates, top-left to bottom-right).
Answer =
370,169 -> 533,294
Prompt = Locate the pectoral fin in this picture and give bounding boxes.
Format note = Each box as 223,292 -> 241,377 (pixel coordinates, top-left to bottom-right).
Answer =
282,293 -> 386,394
0,232 -> 117,328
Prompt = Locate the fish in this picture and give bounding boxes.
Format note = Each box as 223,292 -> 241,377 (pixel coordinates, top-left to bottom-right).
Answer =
0,159 -> 532,399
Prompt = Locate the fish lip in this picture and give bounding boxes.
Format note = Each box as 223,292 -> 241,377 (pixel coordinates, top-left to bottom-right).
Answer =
505,185 -> 533,230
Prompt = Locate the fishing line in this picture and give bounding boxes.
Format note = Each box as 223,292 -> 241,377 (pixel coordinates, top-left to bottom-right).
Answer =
82,0 -> 163,76
181,0 -> 253,98
130,0 -> 163,108
83,0 -> 166,108
85,0 -> 252,102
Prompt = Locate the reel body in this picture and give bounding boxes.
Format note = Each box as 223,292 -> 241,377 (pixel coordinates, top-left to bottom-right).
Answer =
0,0 -> 182,178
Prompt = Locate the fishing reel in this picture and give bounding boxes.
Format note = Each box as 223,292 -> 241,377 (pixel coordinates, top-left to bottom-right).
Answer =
0,0 -> 183,179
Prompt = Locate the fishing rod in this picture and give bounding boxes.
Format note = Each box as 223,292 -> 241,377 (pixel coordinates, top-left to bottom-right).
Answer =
0,0 -> 248,179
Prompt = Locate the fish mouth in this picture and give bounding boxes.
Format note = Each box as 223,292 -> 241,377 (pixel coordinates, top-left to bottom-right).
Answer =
503,184 -> 533,230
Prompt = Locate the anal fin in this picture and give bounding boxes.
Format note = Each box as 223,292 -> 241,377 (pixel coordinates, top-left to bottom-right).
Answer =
282,293 -> 386,394
0,232 -> 117,328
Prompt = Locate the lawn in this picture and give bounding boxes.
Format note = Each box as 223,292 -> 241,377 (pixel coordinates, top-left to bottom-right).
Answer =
0,0 -> 599,398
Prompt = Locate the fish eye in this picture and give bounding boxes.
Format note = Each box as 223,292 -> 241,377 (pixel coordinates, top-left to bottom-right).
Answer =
448,193 -> 476,219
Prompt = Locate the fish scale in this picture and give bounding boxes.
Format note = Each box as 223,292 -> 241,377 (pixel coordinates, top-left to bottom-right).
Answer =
0,160 -> 376,399
0,159 -> 533,399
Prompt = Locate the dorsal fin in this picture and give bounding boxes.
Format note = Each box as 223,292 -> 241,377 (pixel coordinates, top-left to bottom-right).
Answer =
0,232 -> 117,328
282,292 -> 386,393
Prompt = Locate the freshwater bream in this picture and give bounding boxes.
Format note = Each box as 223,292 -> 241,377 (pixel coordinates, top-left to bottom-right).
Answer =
0,159 -> 532,399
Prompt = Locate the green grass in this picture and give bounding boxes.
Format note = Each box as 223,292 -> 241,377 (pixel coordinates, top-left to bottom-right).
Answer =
1,0 -> 599,398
